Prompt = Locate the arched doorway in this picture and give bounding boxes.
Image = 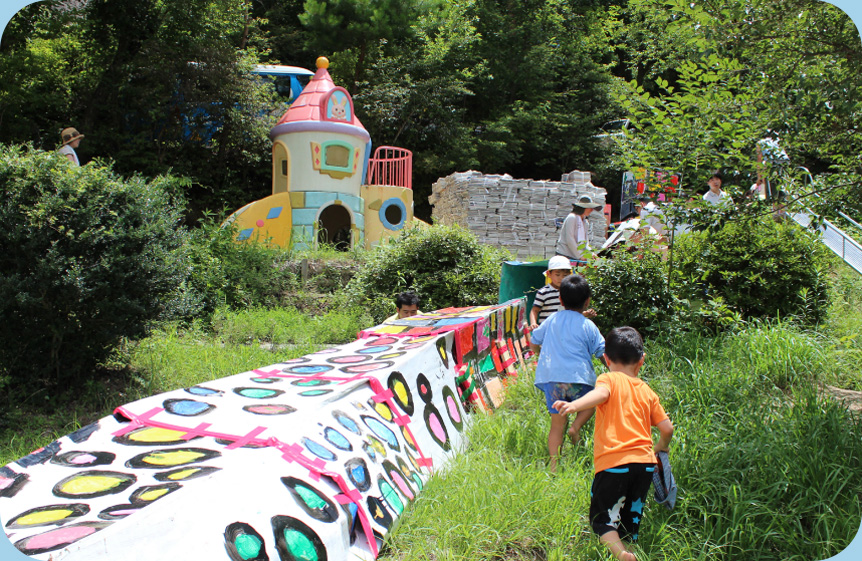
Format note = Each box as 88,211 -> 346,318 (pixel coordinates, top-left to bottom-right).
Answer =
317,204 -> 352,250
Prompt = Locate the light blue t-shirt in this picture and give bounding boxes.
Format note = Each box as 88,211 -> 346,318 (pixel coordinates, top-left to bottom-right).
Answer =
531,309 -> 605,386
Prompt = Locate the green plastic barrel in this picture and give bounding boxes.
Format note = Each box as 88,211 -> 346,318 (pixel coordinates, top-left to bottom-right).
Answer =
498,260 -> 549,310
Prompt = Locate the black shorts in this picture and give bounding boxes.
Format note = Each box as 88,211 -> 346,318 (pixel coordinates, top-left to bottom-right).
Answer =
589,462 -> 656,542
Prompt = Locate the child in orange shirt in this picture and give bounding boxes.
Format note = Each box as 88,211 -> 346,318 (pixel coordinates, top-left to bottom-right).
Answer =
554,327 -> 674,561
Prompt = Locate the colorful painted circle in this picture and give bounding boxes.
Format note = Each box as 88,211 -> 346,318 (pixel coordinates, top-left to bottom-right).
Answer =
301,438 -> 337,462
416,373 -> 433,404
233,387 -> 285,399
361,416 -> 400,452
424,404 -> 451,451
14,522 -> 111,555
282,364 -> 333,375
327,354 -> 371,364
366,495 -> 393,529
243,404 -> 297,416
332,410 -> 362,435
383,459 -> 415,500
224,522 -> 268,561
291,378 -> 332,387
271,516 -> 328,561
5,503 -> 90,529
339,361 -> 394,374
185,386 -> 222,396
97,504 -> 141,520
345,457 -> 371,492
163,398 -> 215,417
386,371 -> 414,416
125,448 -> 221,469
358,345 -> 392,354
154,466 -> 221,482
281,477 -> 339,523
129,483 -> 181,504
367,336 -> 399,346
441,385 -> 464,431
298,389 -> 333,397
323,427 -> 353,451
52,471 -> 136,499
113,426 -> 195,447
50,451 -> 115,468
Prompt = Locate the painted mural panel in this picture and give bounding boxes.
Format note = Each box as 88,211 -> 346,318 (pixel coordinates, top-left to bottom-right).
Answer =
1,299 -> 528,560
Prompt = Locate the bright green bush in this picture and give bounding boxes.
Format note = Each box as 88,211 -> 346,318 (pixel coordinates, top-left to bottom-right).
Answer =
674,219 -> 831,322
344,224 -> 510,322
0,145 -> 187,386
584,243 -> 677,336
161,218 -> 298,322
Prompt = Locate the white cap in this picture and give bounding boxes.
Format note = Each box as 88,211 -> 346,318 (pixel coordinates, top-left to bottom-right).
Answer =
544,255 -> 573,275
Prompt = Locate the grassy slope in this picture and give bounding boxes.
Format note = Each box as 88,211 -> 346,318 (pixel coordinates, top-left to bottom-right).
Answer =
1,263 -> 860,561
379,263 -> 862,561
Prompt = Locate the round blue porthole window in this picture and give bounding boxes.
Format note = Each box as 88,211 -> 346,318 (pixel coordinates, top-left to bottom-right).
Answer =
379,198 -> 406,231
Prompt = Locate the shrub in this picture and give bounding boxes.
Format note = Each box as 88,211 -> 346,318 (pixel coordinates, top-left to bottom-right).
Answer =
0,145 -> 187,387
344,224 -> 510,322
673,218 -> 830,322
583,243 -> 677,336
161,217 -> 298,323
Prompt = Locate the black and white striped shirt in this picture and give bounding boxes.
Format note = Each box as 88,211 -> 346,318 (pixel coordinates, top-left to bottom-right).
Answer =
533,284 -> 563,324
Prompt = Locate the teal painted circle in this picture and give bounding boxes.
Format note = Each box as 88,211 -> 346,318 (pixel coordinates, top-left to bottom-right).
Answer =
379,198 -> 406,231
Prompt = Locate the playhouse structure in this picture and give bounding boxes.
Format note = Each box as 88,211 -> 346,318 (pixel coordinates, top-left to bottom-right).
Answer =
226,57 -> 415,250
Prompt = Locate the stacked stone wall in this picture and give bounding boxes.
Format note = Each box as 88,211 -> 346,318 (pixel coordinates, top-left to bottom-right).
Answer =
429,170 -> 607,259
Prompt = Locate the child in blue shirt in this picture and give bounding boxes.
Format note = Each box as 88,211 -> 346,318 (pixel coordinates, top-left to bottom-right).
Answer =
530,274 -> 605,471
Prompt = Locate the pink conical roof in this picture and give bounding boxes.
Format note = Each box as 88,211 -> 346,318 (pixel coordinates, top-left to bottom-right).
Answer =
274,57 -> 365,129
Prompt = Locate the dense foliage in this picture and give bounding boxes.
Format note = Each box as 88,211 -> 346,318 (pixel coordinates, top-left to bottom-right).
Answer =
674,219 -> 831,323
0,145 -> 187,387
344,225 -> 509,321
163,219 -> 298,323
584,242 -> 676,336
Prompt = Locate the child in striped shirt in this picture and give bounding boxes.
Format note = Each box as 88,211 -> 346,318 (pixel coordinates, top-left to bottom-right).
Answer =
529,256 -> 572,329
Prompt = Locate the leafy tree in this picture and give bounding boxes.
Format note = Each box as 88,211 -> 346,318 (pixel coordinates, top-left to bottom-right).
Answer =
1,0 -> 278,218
299,0 -> 442,91
0,145 -> 188,388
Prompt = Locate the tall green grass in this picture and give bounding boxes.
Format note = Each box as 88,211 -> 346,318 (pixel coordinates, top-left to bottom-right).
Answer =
380,320 -> 862,561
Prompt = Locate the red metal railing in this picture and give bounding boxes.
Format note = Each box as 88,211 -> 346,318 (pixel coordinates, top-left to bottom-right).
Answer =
366,146 -> 412,190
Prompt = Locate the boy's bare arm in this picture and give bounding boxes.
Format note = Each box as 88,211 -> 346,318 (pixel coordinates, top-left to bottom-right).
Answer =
529,305 -> 541,329
530,343 -> 541,356
654,419 -> 674,452
553,386 -> 610,415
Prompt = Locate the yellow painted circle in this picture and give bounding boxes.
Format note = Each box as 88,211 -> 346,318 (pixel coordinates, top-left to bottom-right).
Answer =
17,509 -> 73,526
60,475 -> 124,495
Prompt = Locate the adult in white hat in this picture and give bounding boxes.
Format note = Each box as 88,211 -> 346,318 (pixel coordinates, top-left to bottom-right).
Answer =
555,194 -> 601,263
57,127 -> 84,166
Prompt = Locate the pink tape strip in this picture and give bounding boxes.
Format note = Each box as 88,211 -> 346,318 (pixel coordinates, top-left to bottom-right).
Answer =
372,389 -> 394,403
111,407 -> 163,436
182,422 -> 212,441
226,426 -> 267,449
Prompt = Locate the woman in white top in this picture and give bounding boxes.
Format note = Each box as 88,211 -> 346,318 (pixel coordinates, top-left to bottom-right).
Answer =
57,127 -> 84,166
555,194 -> 601,262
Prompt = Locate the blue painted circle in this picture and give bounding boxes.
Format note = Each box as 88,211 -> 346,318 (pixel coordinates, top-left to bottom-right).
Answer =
379,198 -> 406,231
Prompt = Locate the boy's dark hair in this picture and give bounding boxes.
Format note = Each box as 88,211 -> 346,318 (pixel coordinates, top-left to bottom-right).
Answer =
559,274 -> 591,311
605,327 -> 644,365
709,173 -> 722,182
395,291 -> 420,309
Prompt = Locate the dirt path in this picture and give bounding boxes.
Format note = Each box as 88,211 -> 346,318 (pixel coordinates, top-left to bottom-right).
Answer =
824,385 -> 862,412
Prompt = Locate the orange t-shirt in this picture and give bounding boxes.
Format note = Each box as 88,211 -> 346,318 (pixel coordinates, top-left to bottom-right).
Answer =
593,371 -> 669,473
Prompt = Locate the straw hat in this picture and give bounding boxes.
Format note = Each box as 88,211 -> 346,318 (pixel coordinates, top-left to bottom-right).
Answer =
60,127 -> 84,146
573,194 -> 601,209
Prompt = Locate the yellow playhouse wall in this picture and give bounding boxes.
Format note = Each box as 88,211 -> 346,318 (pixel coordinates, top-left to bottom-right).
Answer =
228,191 -> 294,247
361,184 -> 414,249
